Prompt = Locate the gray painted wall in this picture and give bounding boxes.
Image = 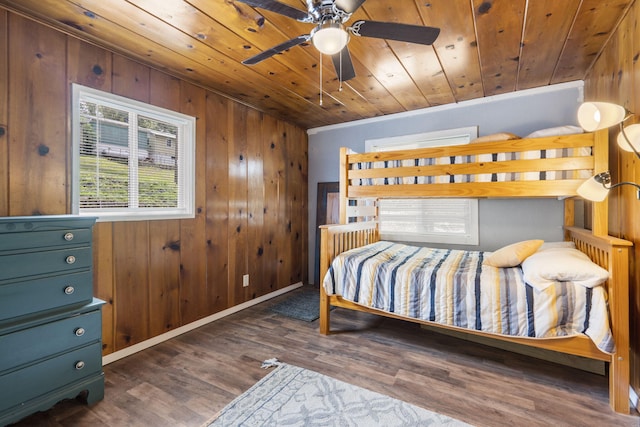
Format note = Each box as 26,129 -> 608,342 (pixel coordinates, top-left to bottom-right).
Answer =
308,81 -> 585,284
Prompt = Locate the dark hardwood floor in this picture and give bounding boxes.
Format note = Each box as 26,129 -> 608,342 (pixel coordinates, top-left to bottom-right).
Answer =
9,286 -> 640,427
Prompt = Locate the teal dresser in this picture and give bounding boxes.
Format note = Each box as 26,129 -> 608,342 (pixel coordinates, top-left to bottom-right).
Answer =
0,216 -> 104,426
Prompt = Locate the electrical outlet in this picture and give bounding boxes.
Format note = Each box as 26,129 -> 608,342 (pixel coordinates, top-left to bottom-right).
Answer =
243,274 -> 249,287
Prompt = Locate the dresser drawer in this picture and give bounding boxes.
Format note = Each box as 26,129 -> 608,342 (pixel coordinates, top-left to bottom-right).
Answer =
0,342 -> 102,410
0,271 -> 93,321
0,228 -> 92,254
0,246 -> 92,283
0,310 -> 101,372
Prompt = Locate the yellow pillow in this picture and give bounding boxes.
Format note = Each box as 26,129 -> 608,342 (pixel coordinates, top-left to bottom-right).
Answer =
483,240 -> 544,268
471,132 -> 521,143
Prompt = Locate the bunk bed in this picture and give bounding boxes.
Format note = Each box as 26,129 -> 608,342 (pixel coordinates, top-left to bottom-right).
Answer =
318,128 -> 632,414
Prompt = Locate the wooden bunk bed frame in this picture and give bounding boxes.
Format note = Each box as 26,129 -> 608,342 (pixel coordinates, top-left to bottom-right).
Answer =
318,129 -> 633,414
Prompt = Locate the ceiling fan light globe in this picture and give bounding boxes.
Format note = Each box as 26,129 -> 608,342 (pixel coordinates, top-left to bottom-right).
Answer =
312,25 -> 349,55
577,102 -> 626,131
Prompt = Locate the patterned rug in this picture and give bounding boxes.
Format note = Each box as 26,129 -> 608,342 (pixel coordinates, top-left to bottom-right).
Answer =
206,360 -> 472,426
269,287 -> 326,322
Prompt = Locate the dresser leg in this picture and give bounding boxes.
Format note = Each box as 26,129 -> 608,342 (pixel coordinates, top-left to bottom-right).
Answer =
81,375 -> 105,405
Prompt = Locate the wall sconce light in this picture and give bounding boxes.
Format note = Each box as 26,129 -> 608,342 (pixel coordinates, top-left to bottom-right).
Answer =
577,101 -> 640,159
576,101 -> 640,201
577,171 -> 640,202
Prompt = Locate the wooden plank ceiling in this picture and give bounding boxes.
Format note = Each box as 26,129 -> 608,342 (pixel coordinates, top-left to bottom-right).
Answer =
0,0 -> 633,129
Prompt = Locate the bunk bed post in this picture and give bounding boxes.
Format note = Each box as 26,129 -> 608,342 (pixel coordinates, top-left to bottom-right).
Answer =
591,129 -> 609,236
563,199 -> 575,240
568,227 -> 632,413
339,147 -> 349,224
319,225 -> 332,335
607,241 -> 631,413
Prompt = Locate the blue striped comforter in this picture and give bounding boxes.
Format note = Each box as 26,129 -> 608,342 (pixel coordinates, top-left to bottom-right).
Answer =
322,241 -> 614,353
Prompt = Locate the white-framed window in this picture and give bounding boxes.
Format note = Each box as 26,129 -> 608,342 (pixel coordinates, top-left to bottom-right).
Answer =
365,127 -> 479,245
71,84 -> 195,222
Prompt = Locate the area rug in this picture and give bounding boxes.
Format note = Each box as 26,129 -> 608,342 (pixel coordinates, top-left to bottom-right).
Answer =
206,360 -> 472,426
269,287 -> 328,322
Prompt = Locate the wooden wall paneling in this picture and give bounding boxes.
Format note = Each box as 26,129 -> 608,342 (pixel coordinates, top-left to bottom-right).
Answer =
362,1 -> 450,108
298,124 -> 308,284
93,222 -> 115,355
606,30 -> 624,237
179,81 -> 208,324
228,102 -> 249,306
358,1 -> 438,111
148,70 -> 183,336
290,122 -> 307,285
552,0 -> 632,84
205,92 -> 230,313
147,219 -> 182,335
261,114 -> 281,293
471,0 -> 525,96
517,0 -> 581,90
288,122 -> 307,285
111,54 -> 150,103
8,15 -> 68,216
271,119 -> 287,290
65,38 -> 115,355
416,0 -> 484,102
246,108 -> 266,298
111,54 -> 152,350
66,39 -> 112,92
0,9 -> 7,216
113,221 -> 151,349
613,12 -> 635,239
277,120 -> 293,288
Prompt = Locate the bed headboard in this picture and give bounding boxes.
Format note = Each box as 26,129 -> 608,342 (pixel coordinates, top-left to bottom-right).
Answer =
338,129 -> 610,235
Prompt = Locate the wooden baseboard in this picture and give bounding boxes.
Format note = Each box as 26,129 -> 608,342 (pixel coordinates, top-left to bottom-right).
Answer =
102,282 -> 304,365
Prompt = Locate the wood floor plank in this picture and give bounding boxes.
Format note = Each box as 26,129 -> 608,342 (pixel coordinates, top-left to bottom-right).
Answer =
8,286 -> 639,427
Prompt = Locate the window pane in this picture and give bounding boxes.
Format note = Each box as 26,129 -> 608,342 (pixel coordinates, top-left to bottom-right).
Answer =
79,101 -> 131,208
73,84 -> 195,221
137,116 -> 179,208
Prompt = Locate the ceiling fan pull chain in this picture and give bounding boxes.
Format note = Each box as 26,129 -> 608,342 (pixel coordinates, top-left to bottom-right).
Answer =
319,50 -> 323,106
339,51 -> 343,92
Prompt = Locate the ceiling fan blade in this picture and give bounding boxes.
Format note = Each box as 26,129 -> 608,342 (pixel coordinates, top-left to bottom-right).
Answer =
350,20 -> 440,45
334,0 -> 367,14
242,35 -> 311,65
331,47 -> 356,81
235,0 -> 311,22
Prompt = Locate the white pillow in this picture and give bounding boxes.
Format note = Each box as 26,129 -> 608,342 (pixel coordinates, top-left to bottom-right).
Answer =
525,125 -> 583,138
521,247 -> 609,291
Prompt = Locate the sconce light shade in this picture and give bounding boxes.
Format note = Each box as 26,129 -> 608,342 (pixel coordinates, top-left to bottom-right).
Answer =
312,22 -> 349,55
577,172 -> 611,202
577,102 -> 627,132
617,123 -> 640,153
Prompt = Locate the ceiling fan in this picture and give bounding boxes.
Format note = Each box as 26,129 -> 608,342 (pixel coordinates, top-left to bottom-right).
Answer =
237,0 -> 440,81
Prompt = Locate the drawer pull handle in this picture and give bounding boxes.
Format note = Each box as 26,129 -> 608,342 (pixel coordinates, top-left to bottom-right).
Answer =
66,255 -> 76,264
75,327 -> 85,337
64,232 -> 74,241
75,361 -> 85,370
64,286 -> 75,295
